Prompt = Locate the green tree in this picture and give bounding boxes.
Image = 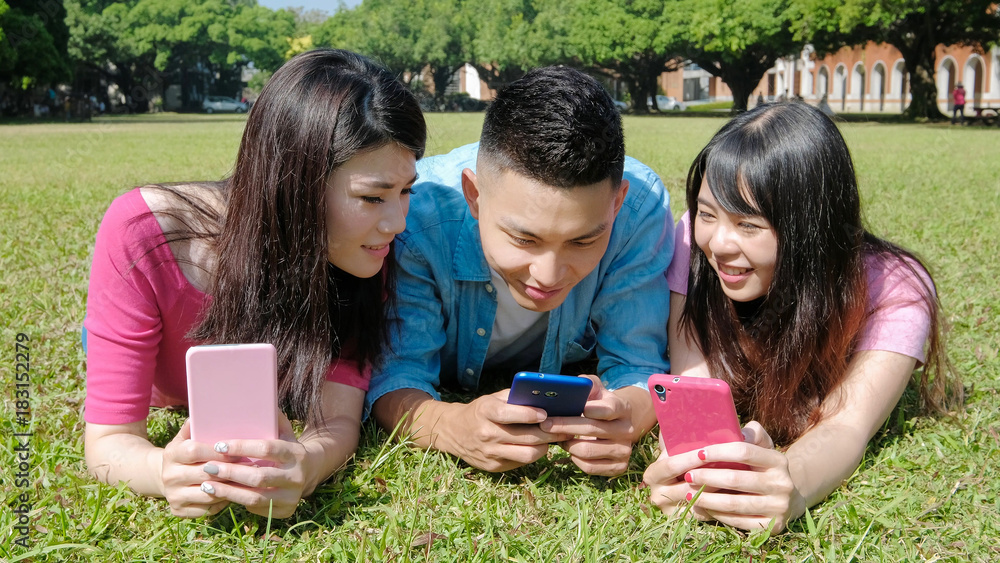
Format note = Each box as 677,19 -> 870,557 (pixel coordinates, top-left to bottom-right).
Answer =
792,0 -> 1000,119
0,0 -> 71,100
66,0 -> 294,112
664,0 -> 802,112
565,0 -> 679,114
466,0 -> 571,92
315,0 -> 425,81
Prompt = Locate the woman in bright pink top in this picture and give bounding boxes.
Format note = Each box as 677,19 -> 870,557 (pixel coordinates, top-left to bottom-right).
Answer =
84,49 -> 426,519
643,102 -> 961,532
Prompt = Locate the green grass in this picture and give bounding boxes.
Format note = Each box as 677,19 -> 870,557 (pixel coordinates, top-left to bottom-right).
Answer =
1,112 -> 998,561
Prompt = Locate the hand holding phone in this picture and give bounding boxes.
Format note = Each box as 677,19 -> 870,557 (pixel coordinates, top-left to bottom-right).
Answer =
648,374 -> 749,470
507,372 -> 593,418
186,343 -> 279,447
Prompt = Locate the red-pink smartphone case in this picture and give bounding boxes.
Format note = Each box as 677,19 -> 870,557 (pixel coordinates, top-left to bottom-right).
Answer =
186,343 -> 279,445
648,374 -> 749,470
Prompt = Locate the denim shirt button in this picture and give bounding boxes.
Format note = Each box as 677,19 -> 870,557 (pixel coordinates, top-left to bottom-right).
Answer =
465,368 -> 474,376
476,328 -> 486,336
485,284 -> 494,293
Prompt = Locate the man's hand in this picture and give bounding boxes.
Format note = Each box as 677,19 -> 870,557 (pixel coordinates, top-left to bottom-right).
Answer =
541,375 -> 654,476
373,388 -> 571,473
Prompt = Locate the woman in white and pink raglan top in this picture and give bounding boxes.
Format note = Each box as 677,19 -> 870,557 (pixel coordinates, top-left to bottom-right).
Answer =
83,49 -> 425,518
643,102 -> 961,533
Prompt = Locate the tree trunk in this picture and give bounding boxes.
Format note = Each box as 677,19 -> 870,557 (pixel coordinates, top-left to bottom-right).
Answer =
727,77 -> 755,113
900,47 -> 946,120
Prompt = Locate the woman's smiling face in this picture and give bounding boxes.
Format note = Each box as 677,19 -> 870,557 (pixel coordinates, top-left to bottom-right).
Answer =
693,178 -> 778,302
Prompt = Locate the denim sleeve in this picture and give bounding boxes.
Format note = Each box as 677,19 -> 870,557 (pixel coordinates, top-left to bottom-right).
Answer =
592,167 -> 673,390
364,238 -> 448,419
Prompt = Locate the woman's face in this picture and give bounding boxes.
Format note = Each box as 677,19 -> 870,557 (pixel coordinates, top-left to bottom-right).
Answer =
693,178 -> 778,302
325,143 -> 417,278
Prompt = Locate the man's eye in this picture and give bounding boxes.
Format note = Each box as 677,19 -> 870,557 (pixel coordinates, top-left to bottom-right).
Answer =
362,196 -> 384,204
511,236 -> 533,245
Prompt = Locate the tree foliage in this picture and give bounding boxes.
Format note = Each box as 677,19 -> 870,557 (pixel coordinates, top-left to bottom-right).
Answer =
663,0 -> 801,112
466,0 -> 571,92
564,0 -> 680,113
64,0 -> 294,111
0,0 -> 71,91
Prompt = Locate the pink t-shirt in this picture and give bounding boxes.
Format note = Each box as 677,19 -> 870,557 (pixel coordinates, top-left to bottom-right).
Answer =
666,212 -> 932,362
84,188 -> 370,425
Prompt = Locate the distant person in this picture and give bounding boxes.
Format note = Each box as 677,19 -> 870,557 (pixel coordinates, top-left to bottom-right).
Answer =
83,49 -> 425,518
368,66 -> 673,476
643,102 -> 960,533
951,82 -> 966,125
755,92 -> 765,108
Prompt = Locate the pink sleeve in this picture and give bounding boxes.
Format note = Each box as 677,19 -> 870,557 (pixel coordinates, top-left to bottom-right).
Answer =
326,358 -> 371,391
665,211 -> 691,295
854,253 -> 934,363
84,191 -> 164,424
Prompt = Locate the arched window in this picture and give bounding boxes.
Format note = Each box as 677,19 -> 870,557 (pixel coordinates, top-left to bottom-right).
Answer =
871,62 -> 887,111
851,63 -> 866,110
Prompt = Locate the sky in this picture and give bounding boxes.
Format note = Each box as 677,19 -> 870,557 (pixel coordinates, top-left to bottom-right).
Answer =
258,0 -> 362,15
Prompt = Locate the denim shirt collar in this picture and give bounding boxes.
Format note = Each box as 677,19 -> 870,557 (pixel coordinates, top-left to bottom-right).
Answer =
453,208 -> 491,282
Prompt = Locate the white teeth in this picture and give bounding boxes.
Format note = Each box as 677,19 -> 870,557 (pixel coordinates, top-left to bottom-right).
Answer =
720,266 -> 749,276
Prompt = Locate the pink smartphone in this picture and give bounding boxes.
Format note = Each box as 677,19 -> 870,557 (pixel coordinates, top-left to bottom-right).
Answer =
186,343 -> 279,447
648,374 -> 749,471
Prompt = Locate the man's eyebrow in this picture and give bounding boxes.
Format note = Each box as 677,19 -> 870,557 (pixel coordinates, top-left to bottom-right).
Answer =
359,173 -> 419,189
499,218 -> 609,241
572,222 -> 610,241
696,197 -> 716,207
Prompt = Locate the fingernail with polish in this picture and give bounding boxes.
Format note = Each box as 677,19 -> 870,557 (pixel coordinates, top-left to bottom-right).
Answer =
214,442 -> 229,454
200,482 -> 216,495
697,449 -> 706,461
684,472 -> 693,483
685,492 -> 693,501
203,463 -> 219,475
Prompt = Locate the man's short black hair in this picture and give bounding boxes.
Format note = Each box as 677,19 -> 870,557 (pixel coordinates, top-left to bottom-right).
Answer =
480,66 -> 625,189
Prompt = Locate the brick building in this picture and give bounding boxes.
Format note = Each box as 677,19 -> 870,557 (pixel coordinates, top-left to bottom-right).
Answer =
657,43 -> 1000,113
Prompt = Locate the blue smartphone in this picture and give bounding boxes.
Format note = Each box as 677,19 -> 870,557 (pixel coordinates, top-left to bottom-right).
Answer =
507,372 -> 593,417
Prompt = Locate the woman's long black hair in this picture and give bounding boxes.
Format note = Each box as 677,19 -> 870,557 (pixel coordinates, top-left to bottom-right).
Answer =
680,102 -> 958,445
161,49 -> 425,424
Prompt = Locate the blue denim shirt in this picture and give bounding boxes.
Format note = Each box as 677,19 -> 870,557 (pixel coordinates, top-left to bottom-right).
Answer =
365,143 -> 673,417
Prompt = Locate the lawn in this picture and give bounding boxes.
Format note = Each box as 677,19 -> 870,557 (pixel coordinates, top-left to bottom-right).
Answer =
1,112 -> 998,561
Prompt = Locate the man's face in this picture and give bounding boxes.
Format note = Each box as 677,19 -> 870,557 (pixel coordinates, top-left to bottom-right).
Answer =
462,166 -> 627,312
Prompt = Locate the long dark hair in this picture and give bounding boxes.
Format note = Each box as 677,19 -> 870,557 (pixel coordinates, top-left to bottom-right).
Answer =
680,102 -> 957,445
160,49 -> 425,423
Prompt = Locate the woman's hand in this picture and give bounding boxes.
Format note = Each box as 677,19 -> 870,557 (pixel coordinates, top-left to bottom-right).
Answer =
194,413 -> 311,519
160,420 -> 233,518
643,422 -> 805,533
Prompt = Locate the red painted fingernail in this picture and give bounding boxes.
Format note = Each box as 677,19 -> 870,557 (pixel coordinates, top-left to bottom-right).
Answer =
684,472 -> 693,483
697,450 -> 706,461
685,492 -> 693,501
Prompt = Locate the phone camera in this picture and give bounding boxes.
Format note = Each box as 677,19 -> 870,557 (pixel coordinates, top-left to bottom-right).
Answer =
653,384 -> 667,401
545,391 -> 558,397
673,377 -> 681,383
531,390 -> 541,395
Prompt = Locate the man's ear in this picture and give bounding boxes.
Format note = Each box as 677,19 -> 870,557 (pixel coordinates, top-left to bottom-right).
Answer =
612,179 -> 629,217
461,168 -> 482,219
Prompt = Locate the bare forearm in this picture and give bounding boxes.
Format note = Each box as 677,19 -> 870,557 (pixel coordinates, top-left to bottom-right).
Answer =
298,417 -> 362,495
784,423 -> 870,516
372,388 -> 461,453
86,434 -> 165,497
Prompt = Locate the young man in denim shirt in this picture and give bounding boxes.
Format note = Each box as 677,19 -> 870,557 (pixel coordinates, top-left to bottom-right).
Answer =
368,67 -> 673,476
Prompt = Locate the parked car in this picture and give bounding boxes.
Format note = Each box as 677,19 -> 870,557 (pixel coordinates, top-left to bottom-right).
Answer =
613,99 -> 628,112
646,95 -> 687,111
202,96 -> 248,114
